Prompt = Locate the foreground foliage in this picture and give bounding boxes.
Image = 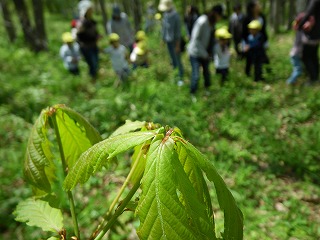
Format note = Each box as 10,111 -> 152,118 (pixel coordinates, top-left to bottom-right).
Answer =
13,105 -> 243,239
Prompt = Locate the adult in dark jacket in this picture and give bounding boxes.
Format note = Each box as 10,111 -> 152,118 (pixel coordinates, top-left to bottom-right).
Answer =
77,2 -> 99,80
299,0 -> 320,84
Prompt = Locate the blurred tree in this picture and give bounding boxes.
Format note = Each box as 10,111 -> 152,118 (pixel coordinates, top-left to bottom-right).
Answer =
0,0 -> 16,42
133,0 -> 142,31
13,0 -> 47,51
98,0 -> 108,34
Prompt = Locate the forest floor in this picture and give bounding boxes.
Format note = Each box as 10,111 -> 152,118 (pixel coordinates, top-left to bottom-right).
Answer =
1,13 -> 320,240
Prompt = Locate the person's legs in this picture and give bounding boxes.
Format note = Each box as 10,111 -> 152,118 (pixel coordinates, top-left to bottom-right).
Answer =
167,42 -> 184,79
200,58 -> 211,89
254,58 -> 263,81
81,47 -> 98,78
287,55 -> 302,84
303,44 -> 319,82
190,56 -> 200,94
245,53 -> 252,77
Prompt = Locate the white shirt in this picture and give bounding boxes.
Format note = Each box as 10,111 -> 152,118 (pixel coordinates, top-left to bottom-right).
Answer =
214,43 -> 230,69
104,45 -> 129,72
59,42 -> 81,70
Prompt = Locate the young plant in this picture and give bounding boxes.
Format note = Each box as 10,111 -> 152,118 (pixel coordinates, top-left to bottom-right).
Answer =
14,105 -> 243,240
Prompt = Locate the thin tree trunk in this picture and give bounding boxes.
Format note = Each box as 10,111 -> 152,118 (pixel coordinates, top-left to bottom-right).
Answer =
12,0 -> 37,50
0,0 -> 16,42
132,0 -> 142,31
32,0 -> 47,51
287,0 -> 295,31
98,0 -> 108,34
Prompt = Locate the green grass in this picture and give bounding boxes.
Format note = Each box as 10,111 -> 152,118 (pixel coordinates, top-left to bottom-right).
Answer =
1,12 -> 320,240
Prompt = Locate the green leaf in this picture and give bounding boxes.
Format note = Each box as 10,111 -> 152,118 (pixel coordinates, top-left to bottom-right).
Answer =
24,110 -> 55,193
136,135 -> 198,240
64,131 -> 156,190
55,104 -> 102,145
130,143 -> 150,184
110,120 -> 146,137
178,139 -> 244,240
172,144 -> 216,239
14,198 -> 63,233
55,106 -> 102,168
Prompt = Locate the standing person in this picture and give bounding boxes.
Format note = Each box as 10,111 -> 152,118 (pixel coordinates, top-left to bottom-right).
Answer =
158,0 -> 184,85
298,0 -> 320,85
107,4 -> 134,52
214,28 -> 232,85
242,1 -> 269,75
229,3 -> 244,59
77,1 -> 100,80
187,4 -> 223,97
184,5 -> 200,39
243,20 -> 266,82
104,33 -> 130,84
287,13 -> 315,85
60,32 -> 81,75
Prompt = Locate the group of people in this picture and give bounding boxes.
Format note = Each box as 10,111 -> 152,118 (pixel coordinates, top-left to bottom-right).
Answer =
59,0 -> 320,97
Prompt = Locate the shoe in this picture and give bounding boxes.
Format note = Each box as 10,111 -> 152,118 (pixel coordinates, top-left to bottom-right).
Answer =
191,94 -> 197,103
177,80 -> 184,86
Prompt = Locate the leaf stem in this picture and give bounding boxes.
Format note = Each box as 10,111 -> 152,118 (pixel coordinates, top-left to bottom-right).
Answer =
51,114 -> 80,240
94,176 -> 142,240
90,144 -> 145,239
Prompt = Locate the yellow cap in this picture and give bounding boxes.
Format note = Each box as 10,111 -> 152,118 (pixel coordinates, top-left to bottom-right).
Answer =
248,20 -> 262,30
215,28 -> 232,39
154,13 -> 162,20
62,32 -> 74,43
136,42 -> 146,55
136,30 -> 146,41
109,33 -> 120,42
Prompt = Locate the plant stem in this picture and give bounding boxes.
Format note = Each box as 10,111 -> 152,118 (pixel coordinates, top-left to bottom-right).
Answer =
90,145 -> 145,239
94,177 -> 142,240
51,114 -> 80,240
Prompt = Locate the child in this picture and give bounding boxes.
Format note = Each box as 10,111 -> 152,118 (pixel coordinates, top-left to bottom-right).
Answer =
59,32 -> 81,75
214,28 -> 232,85
130,31 -> 149,68
104,33 -> 130,82
244,20 -> 266,81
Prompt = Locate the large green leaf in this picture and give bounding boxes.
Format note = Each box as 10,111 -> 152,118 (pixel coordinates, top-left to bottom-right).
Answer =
64,131 -> 156,190
178,138 -> 244,240
130,142 -> 149,185
14,198 -> 63,233
55,104 -> 102,145
172,144 -> 216,240
55,107 -> 101,168
24,110 -> 55,193
136,135 -> 198,240
110,120 -> 146,137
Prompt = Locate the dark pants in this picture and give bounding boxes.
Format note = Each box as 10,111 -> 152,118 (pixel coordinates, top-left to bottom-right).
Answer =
80,46 -> 99,78
167,41 -> 184,79
190,56 -> 211,94
303,44 -> 319,82
246,51 -> 263,81
216,68 -> 229,85
69,67 -> 80,75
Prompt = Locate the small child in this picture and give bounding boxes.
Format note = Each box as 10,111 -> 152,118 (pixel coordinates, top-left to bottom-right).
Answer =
214,28 -> 232,85
287,13 -> 315,85
130,31 -> 149,68
104,33 -> 130,82
59,32 -> 81,75
244,20 -> 266,82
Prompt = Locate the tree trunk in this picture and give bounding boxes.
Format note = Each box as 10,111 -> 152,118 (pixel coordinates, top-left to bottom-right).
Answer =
98,0 -> 108,34
0,0 -> 16,42
287,0 -> 295,31
32,0 -> 48,51
12,0 -> 37,50
132,0 -> 142,31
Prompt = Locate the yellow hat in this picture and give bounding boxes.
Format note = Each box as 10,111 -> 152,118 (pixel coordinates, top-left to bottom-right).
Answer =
215,28 -> 232,39
62,32 -> 74,43
154,13 -> 162,20
109,33 -> 120,42
136,30 -> 146,41
135,42 -> 147,55
248,20 -> 262,30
